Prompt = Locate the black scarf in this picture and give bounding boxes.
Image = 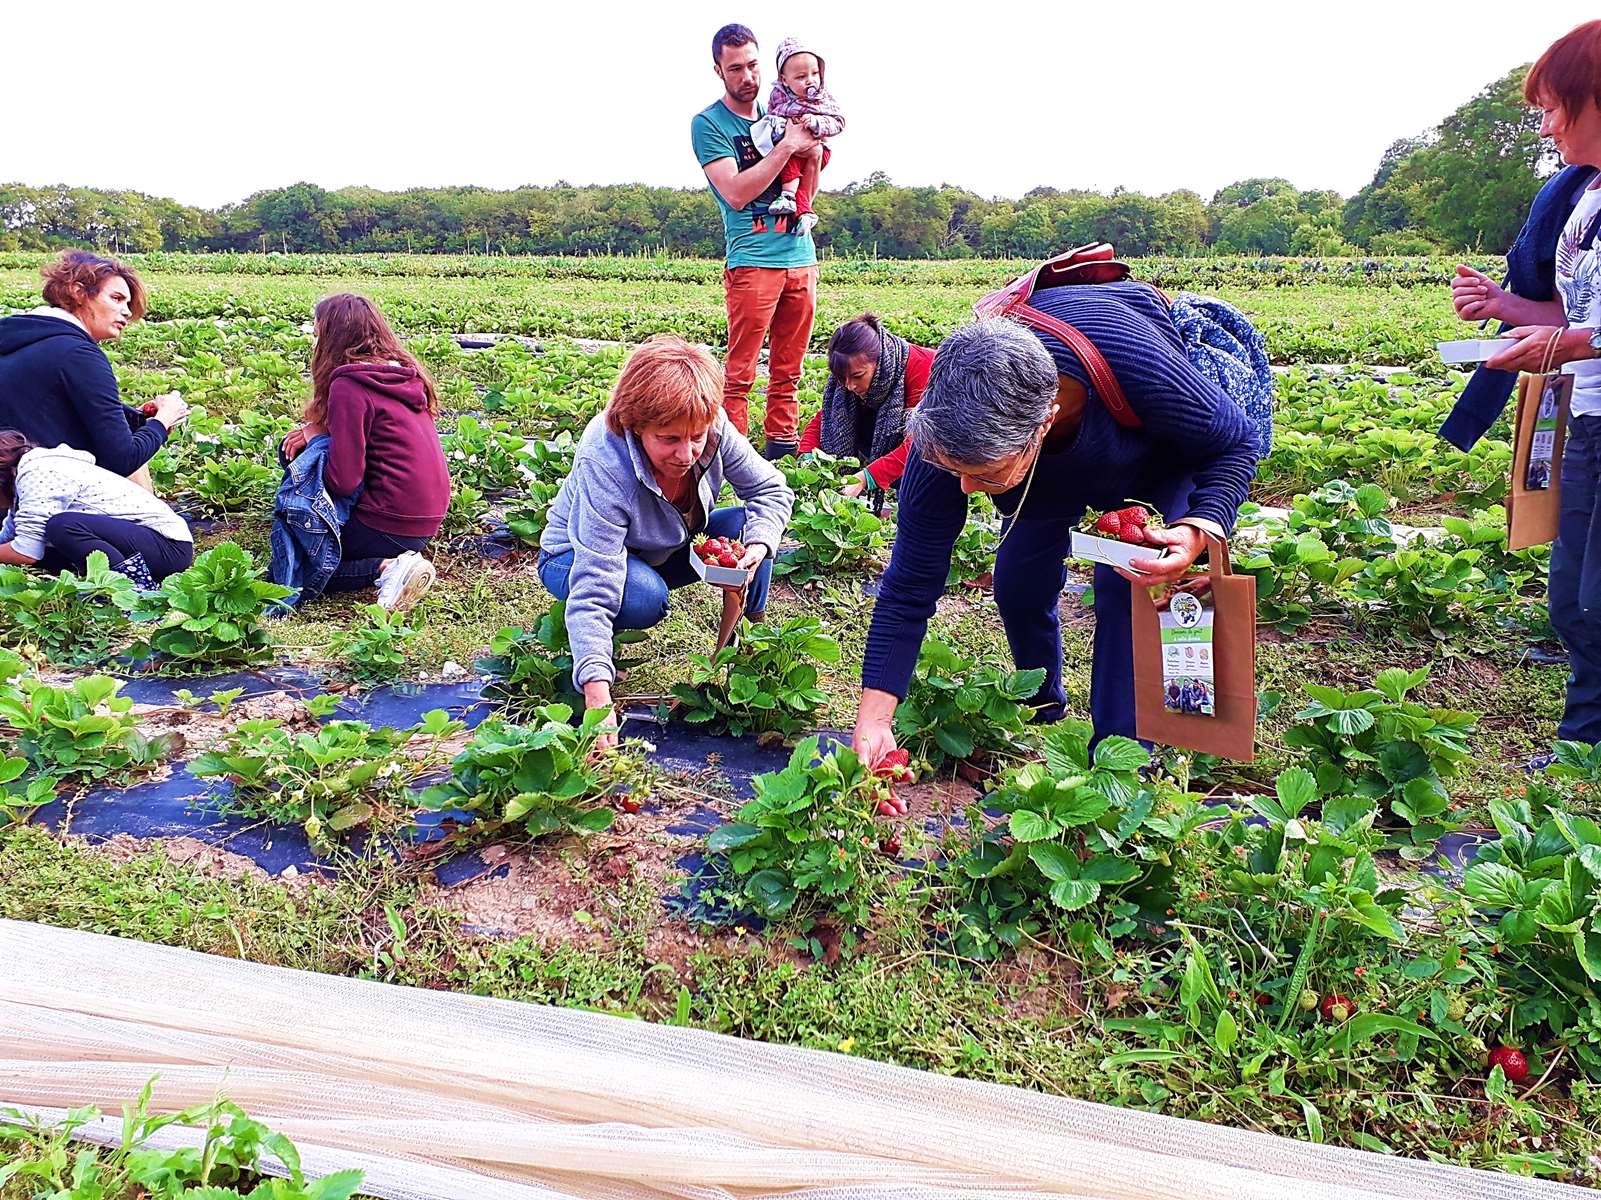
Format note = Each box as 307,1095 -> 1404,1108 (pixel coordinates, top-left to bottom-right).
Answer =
820,327 -> 909,466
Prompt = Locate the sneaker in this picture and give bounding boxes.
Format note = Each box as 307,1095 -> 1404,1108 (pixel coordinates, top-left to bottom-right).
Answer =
1524,752 -> 1557,775
766,193 -> 798,216
761,439 -> 798,462
375,551 -> 435,612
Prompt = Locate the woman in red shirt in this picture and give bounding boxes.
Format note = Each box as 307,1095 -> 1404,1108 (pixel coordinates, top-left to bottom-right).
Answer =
797,314 -> 933,497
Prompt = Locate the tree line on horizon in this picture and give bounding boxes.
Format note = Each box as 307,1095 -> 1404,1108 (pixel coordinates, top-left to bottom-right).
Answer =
0,69 -> 1554,261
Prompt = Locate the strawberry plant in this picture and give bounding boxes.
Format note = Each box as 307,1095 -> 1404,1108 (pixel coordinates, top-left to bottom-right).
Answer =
185,454 -> 280,517
193,710 -> 461,843
780,449 -> 863,501
1353,546 -> 1495,639
419,706 -> 619,837
1463,788 -> 1601,1078
0,1079 -> 364,1200
477,600 -> 645,716
503,434 -> 575,546
0,674 -> 176,784
1206,767 -> 1407,945
705,737 -> 889,939
0,750 -> 57,829
0,551 -> 138,665
947,506 -> 996,588
1283,667 -> 1475,858
441,415 -> 530,493
671,615 -> 840,741
1275,480 -> 1397,558
935,722 -> 1184,961
1545,738 -> 1601,786
1234,526 -> 1363,632
151,406 -> 294,518
894,641 -> 1044,770
773,490 -> 888,584
132,543 -> 293,670
439,483 -> 490,538
329,603 -> 421,681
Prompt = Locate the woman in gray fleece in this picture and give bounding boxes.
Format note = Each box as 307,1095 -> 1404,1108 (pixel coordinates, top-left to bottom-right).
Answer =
539,336 -> 794,749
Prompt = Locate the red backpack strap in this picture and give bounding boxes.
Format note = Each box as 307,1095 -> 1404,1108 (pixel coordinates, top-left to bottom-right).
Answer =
1008,301 -> 1141,429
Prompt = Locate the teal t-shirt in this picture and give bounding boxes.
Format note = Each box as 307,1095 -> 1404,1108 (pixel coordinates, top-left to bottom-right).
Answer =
691,99 -> 817,270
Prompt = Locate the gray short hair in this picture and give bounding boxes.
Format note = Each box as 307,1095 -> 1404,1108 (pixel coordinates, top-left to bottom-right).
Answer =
908,319 -> 1057,467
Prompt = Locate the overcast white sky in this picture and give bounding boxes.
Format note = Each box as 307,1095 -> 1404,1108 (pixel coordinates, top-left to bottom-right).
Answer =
5,1 -> 1596,208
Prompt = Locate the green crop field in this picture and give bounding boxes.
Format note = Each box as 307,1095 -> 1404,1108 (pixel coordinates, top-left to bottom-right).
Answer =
3,253 -> 1598,1186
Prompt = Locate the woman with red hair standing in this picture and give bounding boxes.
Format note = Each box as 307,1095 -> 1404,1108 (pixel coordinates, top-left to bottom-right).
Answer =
1463,20 -> 1601,753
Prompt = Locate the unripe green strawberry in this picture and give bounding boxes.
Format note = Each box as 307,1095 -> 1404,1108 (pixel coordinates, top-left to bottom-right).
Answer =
1298,989 -> 1319,1011
1446,995 -> 1468,1023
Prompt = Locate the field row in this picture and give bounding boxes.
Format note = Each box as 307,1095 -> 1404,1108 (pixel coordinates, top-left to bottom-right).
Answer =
1,266 -> 1476,366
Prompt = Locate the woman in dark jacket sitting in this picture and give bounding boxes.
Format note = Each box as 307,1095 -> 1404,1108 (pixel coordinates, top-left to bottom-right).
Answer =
0,251 -> 188,480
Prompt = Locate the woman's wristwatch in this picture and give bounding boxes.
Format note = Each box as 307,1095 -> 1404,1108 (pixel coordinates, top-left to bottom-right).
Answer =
1588,328 -> 1601,358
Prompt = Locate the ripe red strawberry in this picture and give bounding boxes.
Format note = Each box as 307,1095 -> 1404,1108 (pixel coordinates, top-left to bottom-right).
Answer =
880,834 -> 901,857
1095,511 -> 1123,539
877,799 -> 896,817
874,748 -> 914,782
717,552 -> 738,568
617,795 -> 642,814
1487,1046 -> 1529,1083
141,401 -> 159,416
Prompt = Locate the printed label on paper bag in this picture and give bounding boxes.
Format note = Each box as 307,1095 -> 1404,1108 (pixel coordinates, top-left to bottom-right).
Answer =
1160,591 -> 1215,717
1525,378 -> 1563,491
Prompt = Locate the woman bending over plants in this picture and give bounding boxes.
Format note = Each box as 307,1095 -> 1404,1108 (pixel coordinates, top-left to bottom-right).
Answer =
280,294 -> 452,612
539,335 -> 794,751
852,289 -> 1264,765
0,430 -> 193,586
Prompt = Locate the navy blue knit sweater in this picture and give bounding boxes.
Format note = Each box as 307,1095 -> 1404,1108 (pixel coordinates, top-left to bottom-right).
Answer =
861,282 -> 1259,699
0,313 -> 167,476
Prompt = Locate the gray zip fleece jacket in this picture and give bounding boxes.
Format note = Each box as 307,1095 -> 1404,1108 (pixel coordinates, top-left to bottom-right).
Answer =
540,412 -> 793,688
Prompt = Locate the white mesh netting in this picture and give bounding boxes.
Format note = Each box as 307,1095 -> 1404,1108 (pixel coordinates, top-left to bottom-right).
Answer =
0,918 -> 1586,1199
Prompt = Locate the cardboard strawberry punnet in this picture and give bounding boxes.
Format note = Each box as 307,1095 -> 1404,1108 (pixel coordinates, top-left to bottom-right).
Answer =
694,536 -> 746,568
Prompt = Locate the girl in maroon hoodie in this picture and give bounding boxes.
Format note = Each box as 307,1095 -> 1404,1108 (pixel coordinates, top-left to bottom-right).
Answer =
284,294 -> 452,611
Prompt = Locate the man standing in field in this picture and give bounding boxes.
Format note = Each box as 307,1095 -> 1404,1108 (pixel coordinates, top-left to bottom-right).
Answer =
691,24 -> 823,459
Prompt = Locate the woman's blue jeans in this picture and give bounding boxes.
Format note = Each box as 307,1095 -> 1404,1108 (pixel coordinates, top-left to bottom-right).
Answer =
1551,415 -> 1601,745
537,507 -> 772,630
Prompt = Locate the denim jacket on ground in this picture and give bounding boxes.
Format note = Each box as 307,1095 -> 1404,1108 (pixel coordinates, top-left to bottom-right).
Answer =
268,434 -> 358,607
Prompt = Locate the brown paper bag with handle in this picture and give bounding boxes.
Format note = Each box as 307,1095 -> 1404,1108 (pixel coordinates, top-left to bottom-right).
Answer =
1130,535 -> 1257,760
1506,368 -> 1573,552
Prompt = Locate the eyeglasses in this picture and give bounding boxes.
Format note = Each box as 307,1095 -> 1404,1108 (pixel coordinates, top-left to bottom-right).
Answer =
926,430 -> 1042,490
